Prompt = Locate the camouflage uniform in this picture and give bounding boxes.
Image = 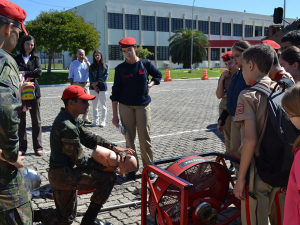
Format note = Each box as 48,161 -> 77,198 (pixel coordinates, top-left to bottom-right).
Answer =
0,48 -> 32,224
40,108 -> 117,225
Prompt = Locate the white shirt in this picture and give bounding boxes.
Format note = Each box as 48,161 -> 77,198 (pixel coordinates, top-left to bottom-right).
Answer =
22,54 -> 31,65
68,59 -> 89,82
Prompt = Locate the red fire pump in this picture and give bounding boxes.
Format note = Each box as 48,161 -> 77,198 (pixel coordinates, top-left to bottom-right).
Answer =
141,152 -> 241,225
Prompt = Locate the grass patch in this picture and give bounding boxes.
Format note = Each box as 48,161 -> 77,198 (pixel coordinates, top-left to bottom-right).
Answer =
38,68 -> 223,85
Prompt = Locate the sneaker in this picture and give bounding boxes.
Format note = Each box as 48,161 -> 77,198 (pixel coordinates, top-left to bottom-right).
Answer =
229,163 -> 236,175
100,121 -> 106,127
148,172 -> 155,180
84,119 -> 92,124
91,121 -> 99,127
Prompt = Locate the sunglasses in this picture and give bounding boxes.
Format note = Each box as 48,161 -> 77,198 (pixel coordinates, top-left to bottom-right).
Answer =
5,23 -> 25,39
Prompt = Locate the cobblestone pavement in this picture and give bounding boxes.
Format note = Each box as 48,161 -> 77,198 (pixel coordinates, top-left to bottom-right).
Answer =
22,79 -> 241,225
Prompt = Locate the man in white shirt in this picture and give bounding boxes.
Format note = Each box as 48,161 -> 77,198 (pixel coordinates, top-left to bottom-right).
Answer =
68,49 -> 92,124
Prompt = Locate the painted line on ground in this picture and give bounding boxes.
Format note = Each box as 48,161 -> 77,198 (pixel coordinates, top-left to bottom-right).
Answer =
44,126 -> 217,154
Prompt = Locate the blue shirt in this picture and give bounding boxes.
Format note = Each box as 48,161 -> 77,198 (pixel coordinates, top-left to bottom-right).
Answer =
68,59 -> 89,82
110,60 -> 162,106
226,70 -> 250,116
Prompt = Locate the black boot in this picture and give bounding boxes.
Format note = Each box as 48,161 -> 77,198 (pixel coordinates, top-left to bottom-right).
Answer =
81,202 -> 113,225
33,210 -> 42,222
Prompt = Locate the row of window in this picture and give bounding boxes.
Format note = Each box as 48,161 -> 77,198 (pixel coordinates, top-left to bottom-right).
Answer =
109,45 -> 169,60
108,13 -> 269,37
109,45 -> 230,61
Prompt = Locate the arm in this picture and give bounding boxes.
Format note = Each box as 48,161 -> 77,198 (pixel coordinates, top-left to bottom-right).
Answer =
148,61 -> 162,85
24,56 -> 42,79
234,120 -> 257,200
68,62 -> 74,84
216,71 -> 229,99
294,152 -> 300,194
99,63 -> 109,83
112,101 -> 119,128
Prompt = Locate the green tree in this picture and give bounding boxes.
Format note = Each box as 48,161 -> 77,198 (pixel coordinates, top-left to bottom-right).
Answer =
24,10 -> 101,73
137,45 -> 154,59
168,28 -> 209,69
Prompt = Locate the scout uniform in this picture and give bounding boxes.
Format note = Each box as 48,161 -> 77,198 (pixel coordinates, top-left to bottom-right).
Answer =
218,51 -> 234,153
40,86 -> 116,225
0,1 -> 32,225
234,76 -> 283,225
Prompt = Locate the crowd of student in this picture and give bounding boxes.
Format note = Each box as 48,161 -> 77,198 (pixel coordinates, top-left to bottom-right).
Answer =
216,30 -> 300,224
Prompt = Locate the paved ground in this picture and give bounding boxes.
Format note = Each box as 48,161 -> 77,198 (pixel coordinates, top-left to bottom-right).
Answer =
21,79 -> 240,224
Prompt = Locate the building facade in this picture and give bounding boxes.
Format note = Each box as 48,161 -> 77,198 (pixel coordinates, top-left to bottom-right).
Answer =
64,0 -> 294,69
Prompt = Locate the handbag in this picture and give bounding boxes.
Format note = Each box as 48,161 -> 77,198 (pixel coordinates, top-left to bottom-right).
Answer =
21,78 -> 35,100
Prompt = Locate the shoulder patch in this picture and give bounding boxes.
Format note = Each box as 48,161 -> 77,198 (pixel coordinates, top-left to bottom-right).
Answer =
236,103 -> 244,115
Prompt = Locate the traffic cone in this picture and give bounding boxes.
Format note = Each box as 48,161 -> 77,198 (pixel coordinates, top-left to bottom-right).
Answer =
222,68 -> 226,73
164,69 -> 172,81
201,69 -> 209,80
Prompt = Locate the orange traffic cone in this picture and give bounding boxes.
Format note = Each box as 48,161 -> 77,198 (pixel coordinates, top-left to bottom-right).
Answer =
164,69 -> 172,81
222,68 -> 226,73
201,69 -> 209,80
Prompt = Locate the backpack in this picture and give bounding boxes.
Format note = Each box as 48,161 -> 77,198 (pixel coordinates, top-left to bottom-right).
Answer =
117,59 -> 151,82
21,78 -> 35,100
250,78 -> 300,187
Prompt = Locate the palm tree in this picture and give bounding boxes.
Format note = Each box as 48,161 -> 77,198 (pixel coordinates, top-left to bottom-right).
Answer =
168,28 -> 209,69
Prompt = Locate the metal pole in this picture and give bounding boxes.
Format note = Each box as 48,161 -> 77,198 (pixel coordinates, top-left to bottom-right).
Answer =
283,0 -> 286,27
190,0 -> 196,70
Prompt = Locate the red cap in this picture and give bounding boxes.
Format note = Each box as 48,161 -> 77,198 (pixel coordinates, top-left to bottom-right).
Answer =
119,37 -> 136,48
0,0 -> 28,35
221,51 -> 232,62
62,85 -> 96,100
262,40 -> 281,50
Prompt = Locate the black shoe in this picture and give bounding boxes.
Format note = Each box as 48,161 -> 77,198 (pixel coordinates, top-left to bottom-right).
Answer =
148,172 -> 155,180
229,165 -> 236,175
81,218 -> 113,225
126,171 -> 136,180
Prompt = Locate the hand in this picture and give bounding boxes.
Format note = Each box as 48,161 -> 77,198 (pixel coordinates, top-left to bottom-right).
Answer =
93,85 -> 99,94
220,70 -> 230,80
233,178 -> 246,200
278,187 -> 287,194
0,149 -> 25,168
113,146 -> 135,155
92,82 -> 98,87
218,120 -> 223,134
83,56 -> 88,62
112,116 -> 119,128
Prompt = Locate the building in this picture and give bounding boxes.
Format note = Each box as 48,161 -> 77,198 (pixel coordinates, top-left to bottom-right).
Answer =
64,0 -> 294,69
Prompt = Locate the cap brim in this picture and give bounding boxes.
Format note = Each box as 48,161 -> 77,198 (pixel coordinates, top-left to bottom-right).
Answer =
21,23 -> 28,35
78,93 -> 96,100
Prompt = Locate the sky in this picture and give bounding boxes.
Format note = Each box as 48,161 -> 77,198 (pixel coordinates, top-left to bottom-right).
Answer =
10,0 -> 299,22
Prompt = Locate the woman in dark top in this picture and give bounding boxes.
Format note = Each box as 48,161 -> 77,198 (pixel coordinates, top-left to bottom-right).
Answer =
15,35 -> 43,156
110,37 -> 162,180
89,50 -> 109,127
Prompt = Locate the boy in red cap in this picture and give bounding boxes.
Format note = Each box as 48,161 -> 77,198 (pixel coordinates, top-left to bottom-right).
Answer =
36,85 -> 134,225
0,1 -> 32,224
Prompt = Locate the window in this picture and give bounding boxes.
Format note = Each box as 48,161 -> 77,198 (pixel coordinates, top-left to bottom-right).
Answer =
245,25 -> 253,37
211,48 -> 220,60
157,17 -> 169,32
157,46 -> 169,60
142,46 -> 155,60
185,19 -> 196,30
210,22 -> 220,35
222,23 -> 231,36
198,21 -> 208,34
264,26 -> 269,36
222,48 -> 226,53
109,45 -> 123,60
142,16 -> 155,31
171,18 -> 183,32
255,26 -> 262,36
125,14 -> 139,30
233,24 -> 242,36
108,13 -> 123,29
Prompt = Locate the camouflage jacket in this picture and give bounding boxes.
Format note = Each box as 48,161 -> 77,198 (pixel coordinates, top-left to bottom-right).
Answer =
0,48 -> 31,212
50,108 -> 116,169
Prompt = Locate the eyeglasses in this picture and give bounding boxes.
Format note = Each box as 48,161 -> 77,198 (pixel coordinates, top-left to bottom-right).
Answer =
285,112 -> 300,120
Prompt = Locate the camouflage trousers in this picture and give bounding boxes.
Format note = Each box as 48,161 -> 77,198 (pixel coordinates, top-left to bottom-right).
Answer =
40,166 -> 117,225
0,202 -> 32,225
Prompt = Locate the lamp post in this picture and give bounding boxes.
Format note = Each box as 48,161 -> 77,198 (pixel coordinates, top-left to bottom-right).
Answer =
283,0 -> 286,27
190,0 -> 196,72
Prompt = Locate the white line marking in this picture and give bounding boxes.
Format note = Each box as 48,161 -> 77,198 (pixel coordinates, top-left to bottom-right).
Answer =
44,127 -> 217,154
